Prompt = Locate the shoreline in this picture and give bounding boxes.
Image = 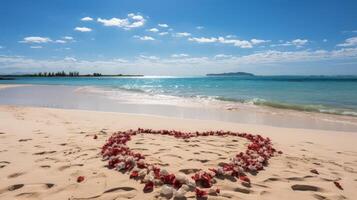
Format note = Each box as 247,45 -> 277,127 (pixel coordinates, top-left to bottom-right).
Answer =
0,105 -> 356,199
1,76 -> 357,118
1,83 -> 357,132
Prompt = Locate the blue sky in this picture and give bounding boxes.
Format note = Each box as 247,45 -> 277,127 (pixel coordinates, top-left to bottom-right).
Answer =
1,0 -> 357,75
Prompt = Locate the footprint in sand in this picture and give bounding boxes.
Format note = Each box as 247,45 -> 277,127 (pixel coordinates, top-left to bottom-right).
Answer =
263,177 -> 283,182
18,138 -> 32,142
33,151 -> 56,155
58,164 -> 84,171
0,184 -> 23,195
1,183 -> 55,194
187,158 -> 210,163
233,187 -> 252,194
0,161 -> 10,169
313,194 -> 327,200
131,148 -> 148,151
291,184 -> 322,192
73,187 -> 137,200
36,157 -> 58,162
8,184 -> 24,191
72,153 -> 89,160
163,154 -> 183,159
313,193 -> 347,200
287,175 -> 314,181
200,151 -> 222,156
7,172 -> 25,179
15,192 -> 40,198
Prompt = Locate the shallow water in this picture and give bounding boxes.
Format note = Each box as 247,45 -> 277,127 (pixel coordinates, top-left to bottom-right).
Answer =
1,76 -> 357,116
0,85 -> 357,132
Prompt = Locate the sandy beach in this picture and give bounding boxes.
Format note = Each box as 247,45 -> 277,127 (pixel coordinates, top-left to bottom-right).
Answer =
2,1 -> 357,199
0,98 -> 356,200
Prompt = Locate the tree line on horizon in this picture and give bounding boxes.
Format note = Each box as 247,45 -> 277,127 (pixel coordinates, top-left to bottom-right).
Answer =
27,71 -> 102,77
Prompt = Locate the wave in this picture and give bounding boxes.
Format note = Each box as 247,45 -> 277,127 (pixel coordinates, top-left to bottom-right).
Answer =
214,97 -> 357,117
111,85 -> 148,93
86,85 -> 357,117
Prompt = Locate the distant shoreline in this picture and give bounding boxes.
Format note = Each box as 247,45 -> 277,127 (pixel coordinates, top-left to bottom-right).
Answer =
0,74 -> 144,78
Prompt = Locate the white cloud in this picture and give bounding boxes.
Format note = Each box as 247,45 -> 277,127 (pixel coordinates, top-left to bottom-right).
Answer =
188,36 -> 255,48
30,46 -> 43,49
54,40 -> 67,44
113,58 -> 128,63
174,32 -> 191,37
2,48 -> 357,74
188,37 -> 217,43
134,35 -> 155,41
337,37 -> 357,47
74,27 -> 92,32
148,28 -> 159,32
251,39 -> 270,45
271,39 -> 309,48
97,13 -> 146,30
81,16 -> 93,21
158,32 -> 169,36
196,26 -> 204,30
158,23 -> 169,28
218,37 -> 253,48
0,46 -> 3,49
291,39 -> 308,47
323,39 -> 328,42
171,54 -> 189,58
63,36 -> 74,40
139,55 -> 160,60
97,18 -> 128,27
20,36 -> 52,43
128,13 -> 144,21
64,56 -> 77,62
214,54 -> 233,59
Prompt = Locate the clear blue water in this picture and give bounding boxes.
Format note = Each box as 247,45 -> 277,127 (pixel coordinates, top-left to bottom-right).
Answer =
1,76 -> 357,116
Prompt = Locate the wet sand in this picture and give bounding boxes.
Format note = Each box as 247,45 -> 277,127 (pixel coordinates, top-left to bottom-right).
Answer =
0,84 -> 357,132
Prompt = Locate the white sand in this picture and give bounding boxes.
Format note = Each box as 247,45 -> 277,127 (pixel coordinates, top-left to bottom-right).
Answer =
0,105 -> 356,199
0,84 -> 28,90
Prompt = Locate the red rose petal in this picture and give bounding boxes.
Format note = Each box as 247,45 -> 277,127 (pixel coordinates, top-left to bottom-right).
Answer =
195,188 -> 208,198
77,176 -> 85,183
101,128 -> 281,196
143,181 -> 154,192
130,171 -> 139,179
239,176 -> 250,183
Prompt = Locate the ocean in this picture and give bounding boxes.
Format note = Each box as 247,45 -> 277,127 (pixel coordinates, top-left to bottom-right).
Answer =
1,75 -> 357,116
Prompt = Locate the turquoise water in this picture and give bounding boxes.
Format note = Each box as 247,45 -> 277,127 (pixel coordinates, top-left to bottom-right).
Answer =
1,76 -> 357,116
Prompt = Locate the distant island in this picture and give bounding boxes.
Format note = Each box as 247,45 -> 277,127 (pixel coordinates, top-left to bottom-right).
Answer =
0,77 -> 16,80
0,71 -> 144,78
206,72 -> 255,76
